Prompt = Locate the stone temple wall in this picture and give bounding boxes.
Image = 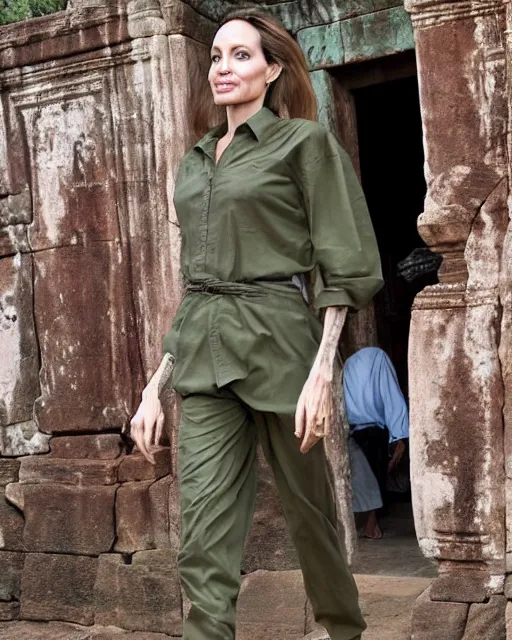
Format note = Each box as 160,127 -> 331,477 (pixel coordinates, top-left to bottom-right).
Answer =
0,0 -> 210,632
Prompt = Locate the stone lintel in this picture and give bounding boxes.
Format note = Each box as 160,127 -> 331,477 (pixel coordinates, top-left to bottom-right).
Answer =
0,3 -> 129,72
297,6 -> 414,71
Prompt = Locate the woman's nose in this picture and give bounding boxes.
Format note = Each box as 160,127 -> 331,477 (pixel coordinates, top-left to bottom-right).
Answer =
219,59 -> 231,74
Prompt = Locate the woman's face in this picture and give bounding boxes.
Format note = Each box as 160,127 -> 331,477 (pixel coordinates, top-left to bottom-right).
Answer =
208,19 -> 281,107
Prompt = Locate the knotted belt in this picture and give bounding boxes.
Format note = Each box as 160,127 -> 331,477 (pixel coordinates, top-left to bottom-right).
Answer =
185,278 -> 301,298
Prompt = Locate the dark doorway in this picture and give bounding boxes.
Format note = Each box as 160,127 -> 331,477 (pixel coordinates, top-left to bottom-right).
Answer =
334,55 -> 437,577
353,74 -> 433,395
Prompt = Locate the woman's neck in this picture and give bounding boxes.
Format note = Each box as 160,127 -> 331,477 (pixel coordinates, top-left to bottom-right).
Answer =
225,98 -> 265,138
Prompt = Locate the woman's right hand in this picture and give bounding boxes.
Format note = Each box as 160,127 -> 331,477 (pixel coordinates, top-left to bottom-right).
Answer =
130,383 -> 165,465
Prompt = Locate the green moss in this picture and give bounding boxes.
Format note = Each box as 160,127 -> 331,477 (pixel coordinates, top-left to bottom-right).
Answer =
0,0 -> 67,26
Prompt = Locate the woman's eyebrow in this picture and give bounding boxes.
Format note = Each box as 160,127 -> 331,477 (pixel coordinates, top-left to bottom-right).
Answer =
211,43 -> 252,53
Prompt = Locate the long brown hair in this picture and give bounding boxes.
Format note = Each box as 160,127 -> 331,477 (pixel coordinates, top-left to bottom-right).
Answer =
190,8 -> 318,140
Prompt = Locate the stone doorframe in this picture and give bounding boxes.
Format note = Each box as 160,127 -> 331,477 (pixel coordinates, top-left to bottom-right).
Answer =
265,1 -> 512,636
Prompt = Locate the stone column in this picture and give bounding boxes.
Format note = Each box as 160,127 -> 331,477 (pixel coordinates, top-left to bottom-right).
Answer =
503,2 -> 512,635
404,0 -> 509,637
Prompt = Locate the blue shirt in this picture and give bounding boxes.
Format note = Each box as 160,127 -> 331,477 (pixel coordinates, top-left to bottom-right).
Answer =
343,347 -> 409,443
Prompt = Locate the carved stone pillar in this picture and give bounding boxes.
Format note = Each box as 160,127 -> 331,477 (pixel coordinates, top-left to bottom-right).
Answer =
404,0 -> 509,637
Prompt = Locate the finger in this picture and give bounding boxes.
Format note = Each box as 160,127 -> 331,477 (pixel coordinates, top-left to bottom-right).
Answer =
295,396 -> 306,439
131,421 -> 149,461
155,410 -> 165,446
300,414 -> 320,454
300,430 -> 321,454
134,416 -> 155,465
143,405 -> 157,460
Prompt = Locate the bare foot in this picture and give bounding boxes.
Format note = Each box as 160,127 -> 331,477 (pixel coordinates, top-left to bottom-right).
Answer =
362,510 -> 383,539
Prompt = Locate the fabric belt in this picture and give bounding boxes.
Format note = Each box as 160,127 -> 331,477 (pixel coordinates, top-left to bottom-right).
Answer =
185,278 -> 301,298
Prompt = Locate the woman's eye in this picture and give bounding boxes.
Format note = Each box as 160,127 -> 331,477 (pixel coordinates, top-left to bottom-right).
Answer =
211,55 -> 220,63
236,51 -> 250,60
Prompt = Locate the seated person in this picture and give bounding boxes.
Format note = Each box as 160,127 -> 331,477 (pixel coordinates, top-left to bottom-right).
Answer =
343,346 -> 409,539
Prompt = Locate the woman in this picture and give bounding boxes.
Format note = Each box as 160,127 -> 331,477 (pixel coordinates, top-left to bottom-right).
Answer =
130,9 -> 382,640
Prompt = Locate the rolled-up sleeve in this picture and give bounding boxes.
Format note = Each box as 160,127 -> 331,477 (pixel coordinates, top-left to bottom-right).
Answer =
302,128 -> 384,310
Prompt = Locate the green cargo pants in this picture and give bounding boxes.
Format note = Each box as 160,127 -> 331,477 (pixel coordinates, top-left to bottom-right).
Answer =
177,389 -> 366,640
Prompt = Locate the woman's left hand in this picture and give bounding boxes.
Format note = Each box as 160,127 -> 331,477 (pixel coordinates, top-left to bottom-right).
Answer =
294,306 -> 347,454
295,358 -> 335,454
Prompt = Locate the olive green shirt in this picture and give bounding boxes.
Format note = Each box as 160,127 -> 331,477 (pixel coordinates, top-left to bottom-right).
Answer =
163,107 -> 383,413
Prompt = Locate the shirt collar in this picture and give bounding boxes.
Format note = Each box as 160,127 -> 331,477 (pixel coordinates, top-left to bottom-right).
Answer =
194,107 -> 279,156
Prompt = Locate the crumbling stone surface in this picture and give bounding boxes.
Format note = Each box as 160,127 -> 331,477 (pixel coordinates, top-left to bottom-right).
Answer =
0,489 -> 24,551
0,621 -> 173,639
0,459 -> 19,485
430,572 -> 490,603
118,450 -> 171,483
0,551 -> 24,602
18,457 -> 119,486
0,255 -> 39,433
115,480 -> 155,552
0,421 -> 50,457
49,434 -> 124,459
461,596 -> 506,640
0,602 -> 19,622
237,570 -> 307,640
15,484 -> 116,555
94,551 -> 182,636
411,587 -> 468,640
20,554 -> 98,625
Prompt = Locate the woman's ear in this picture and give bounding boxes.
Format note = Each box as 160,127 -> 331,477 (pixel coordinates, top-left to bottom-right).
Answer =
266,63 -> 282,85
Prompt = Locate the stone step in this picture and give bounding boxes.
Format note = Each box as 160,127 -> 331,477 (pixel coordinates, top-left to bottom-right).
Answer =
0,571 -> 432,640
236,570 -> 433,640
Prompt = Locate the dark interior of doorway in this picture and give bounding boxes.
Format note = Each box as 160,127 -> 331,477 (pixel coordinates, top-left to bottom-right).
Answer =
337,56 -> 437,574
354,73 -> 434,395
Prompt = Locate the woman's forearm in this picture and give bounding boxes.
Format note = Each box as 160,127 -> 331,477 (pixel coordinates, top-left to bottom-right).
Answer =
314,306 -> 348,373
143,353 -> 176,398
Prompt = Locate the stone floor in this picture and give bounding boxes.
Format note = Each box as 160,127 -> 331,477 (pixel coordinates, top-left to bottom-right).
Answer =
353,499 -> 437,579
0,501 -> 435,640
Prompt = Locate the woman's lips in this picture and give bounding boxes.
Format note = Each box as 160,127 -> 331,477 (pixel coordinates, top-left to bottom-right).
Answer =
215,82 -> 236,93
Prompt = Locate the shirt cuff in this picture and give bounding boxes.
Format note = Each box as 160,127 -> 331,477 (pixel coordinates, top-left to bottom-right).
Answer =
315,288 -> 356,310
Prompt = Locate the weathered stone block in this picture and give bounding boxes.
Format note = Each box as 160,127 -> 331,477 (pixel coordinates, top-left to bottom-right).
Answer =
0,551 -> 24,601
115,480 -> 155,553
462,595 -> 506,640
0,460 -> 19,486
430,572 -> 490,603
49,434 -> 124,459
242,450 -> 298,572
0,255 -> 39,430
149,474 -> 179,549
0,189 -> 31,227
0,421 -> 50,457
19,457 -> 119,486
19,484 -> 116,555
0,490 -> 24,551
237,569 -> 307,640
0,602 -> 19,621
411,587 -> 468,640
20,553 -> 98,625
94,551 -> 182,635
118,449 -> 171,483
0,225 -> 29,257
33,243 -> 142,434
0,620 -> 172,638
115,475 -> 178,553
